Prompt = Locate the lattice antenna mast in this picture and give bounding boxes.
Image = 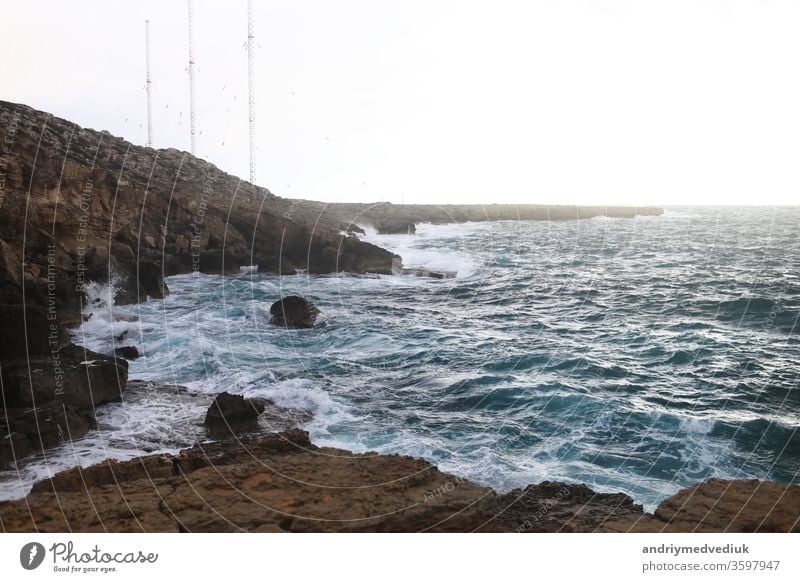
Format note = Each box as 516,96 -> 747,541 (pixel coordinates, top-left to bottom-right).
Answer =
247,0 -> 256,183
145,20 -> 153,147
187,0 -> 197,155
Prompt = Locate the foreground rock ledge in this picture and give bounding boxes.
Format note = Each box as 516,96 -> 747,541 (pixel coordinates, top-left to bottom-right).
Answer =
0,430 -> 797,533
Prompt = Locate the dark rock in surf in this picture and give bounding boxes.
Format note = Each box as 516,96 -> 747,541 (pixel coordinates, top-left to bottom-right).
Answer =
401,267 -> 456,280
373,220 -> 416,235
114,345 -> 141,360
483,481 -> 645,532
0,344 -> 128,409
346,224 -> 366,235
204,392 -> 266,433
0,401 -> 96,470
269,296 -> 320,329
203,391 -> 313,437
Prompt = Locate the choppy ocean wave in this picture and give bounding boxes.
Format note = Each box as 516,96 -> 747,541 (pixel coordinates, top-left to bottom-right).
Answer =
1,206 -> 799,508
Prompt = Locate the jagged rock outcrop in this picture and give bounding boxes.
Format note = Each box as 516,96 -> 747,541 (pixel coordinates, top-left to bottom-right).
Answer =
269,296 -> 320,328
0,430 -> 497,532
481,481 -> 647,532
0,402 -> 95,470
0,100 -> 400,327
0,100 -> 396,467
203,391 -> 313,437
114,345 -> 141,360
1,343 -> 127,409
0,342 -> 126,470
203,392 -> 265,433
651,479 -> 800,532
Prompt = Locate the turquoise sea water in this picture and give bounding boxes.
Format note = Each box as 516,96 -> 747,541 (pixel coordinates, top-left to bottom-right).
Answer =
2,206 -> 798,508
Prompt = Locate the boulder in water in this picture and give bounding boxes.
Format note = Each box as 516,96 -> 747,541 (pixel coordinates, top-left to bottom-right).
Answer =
269,296 -> 320,328
203,391 -> 313,437
204,392 -> 267,433
114,345 -> 141,360
401,267 -> 456,280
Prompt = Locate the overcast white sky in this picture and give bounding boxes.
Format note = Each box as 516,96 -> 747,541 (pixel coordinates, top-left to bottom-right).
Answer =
2,0 -> 799,205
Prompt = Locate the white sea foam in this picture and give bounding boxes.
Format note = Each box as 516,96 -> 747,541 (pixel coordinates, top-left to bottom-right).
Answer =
361,223 -> 481,278
72,275 -> 145,354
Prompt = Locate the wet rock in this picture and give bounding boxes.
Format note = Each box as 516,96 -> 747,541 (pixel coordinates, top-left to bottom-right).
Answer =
0,303 -> 69,359
0,430 -> 496,532
1,343 -> 128,409
204,392 -> 266,433
373,220 -> 416,235
269,296 -> 320,328
113,259 -> 170,305
653,479 -> 800,532
0,432 -> 32,470
481,481 -> 646,532
203,392 -> 313,436
259,400 -> 313,432
0,402 -> 95,470
0,431 -> 796,533
114,345 -> 141,360
337,238 -> 400,275
401,267 -> 456,280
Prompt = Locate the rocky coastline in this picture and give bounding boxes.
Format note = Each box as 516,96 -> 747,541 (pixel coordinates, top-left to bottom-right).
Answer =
2,100 -> 796,533
1,422 -> 797,532
314,200 -> 664,235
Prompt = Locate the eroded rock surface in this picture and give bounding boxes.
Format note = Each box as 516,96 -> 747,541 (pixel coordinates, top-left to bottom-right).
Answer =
269,296 -> 320,328
651,479 -> 800,532
1,344 -> 127,409
0,430 -> 496,532
1,431 -> 796,533
480,481 -> 648,532
0,402 -> 95,470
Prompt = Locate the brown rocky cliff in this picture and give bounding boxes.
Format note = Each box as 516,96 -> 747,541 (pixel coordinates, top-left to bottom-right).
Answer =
1,430 -> 796,533
0,100 -> 399,326
0,100 -> 396,469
